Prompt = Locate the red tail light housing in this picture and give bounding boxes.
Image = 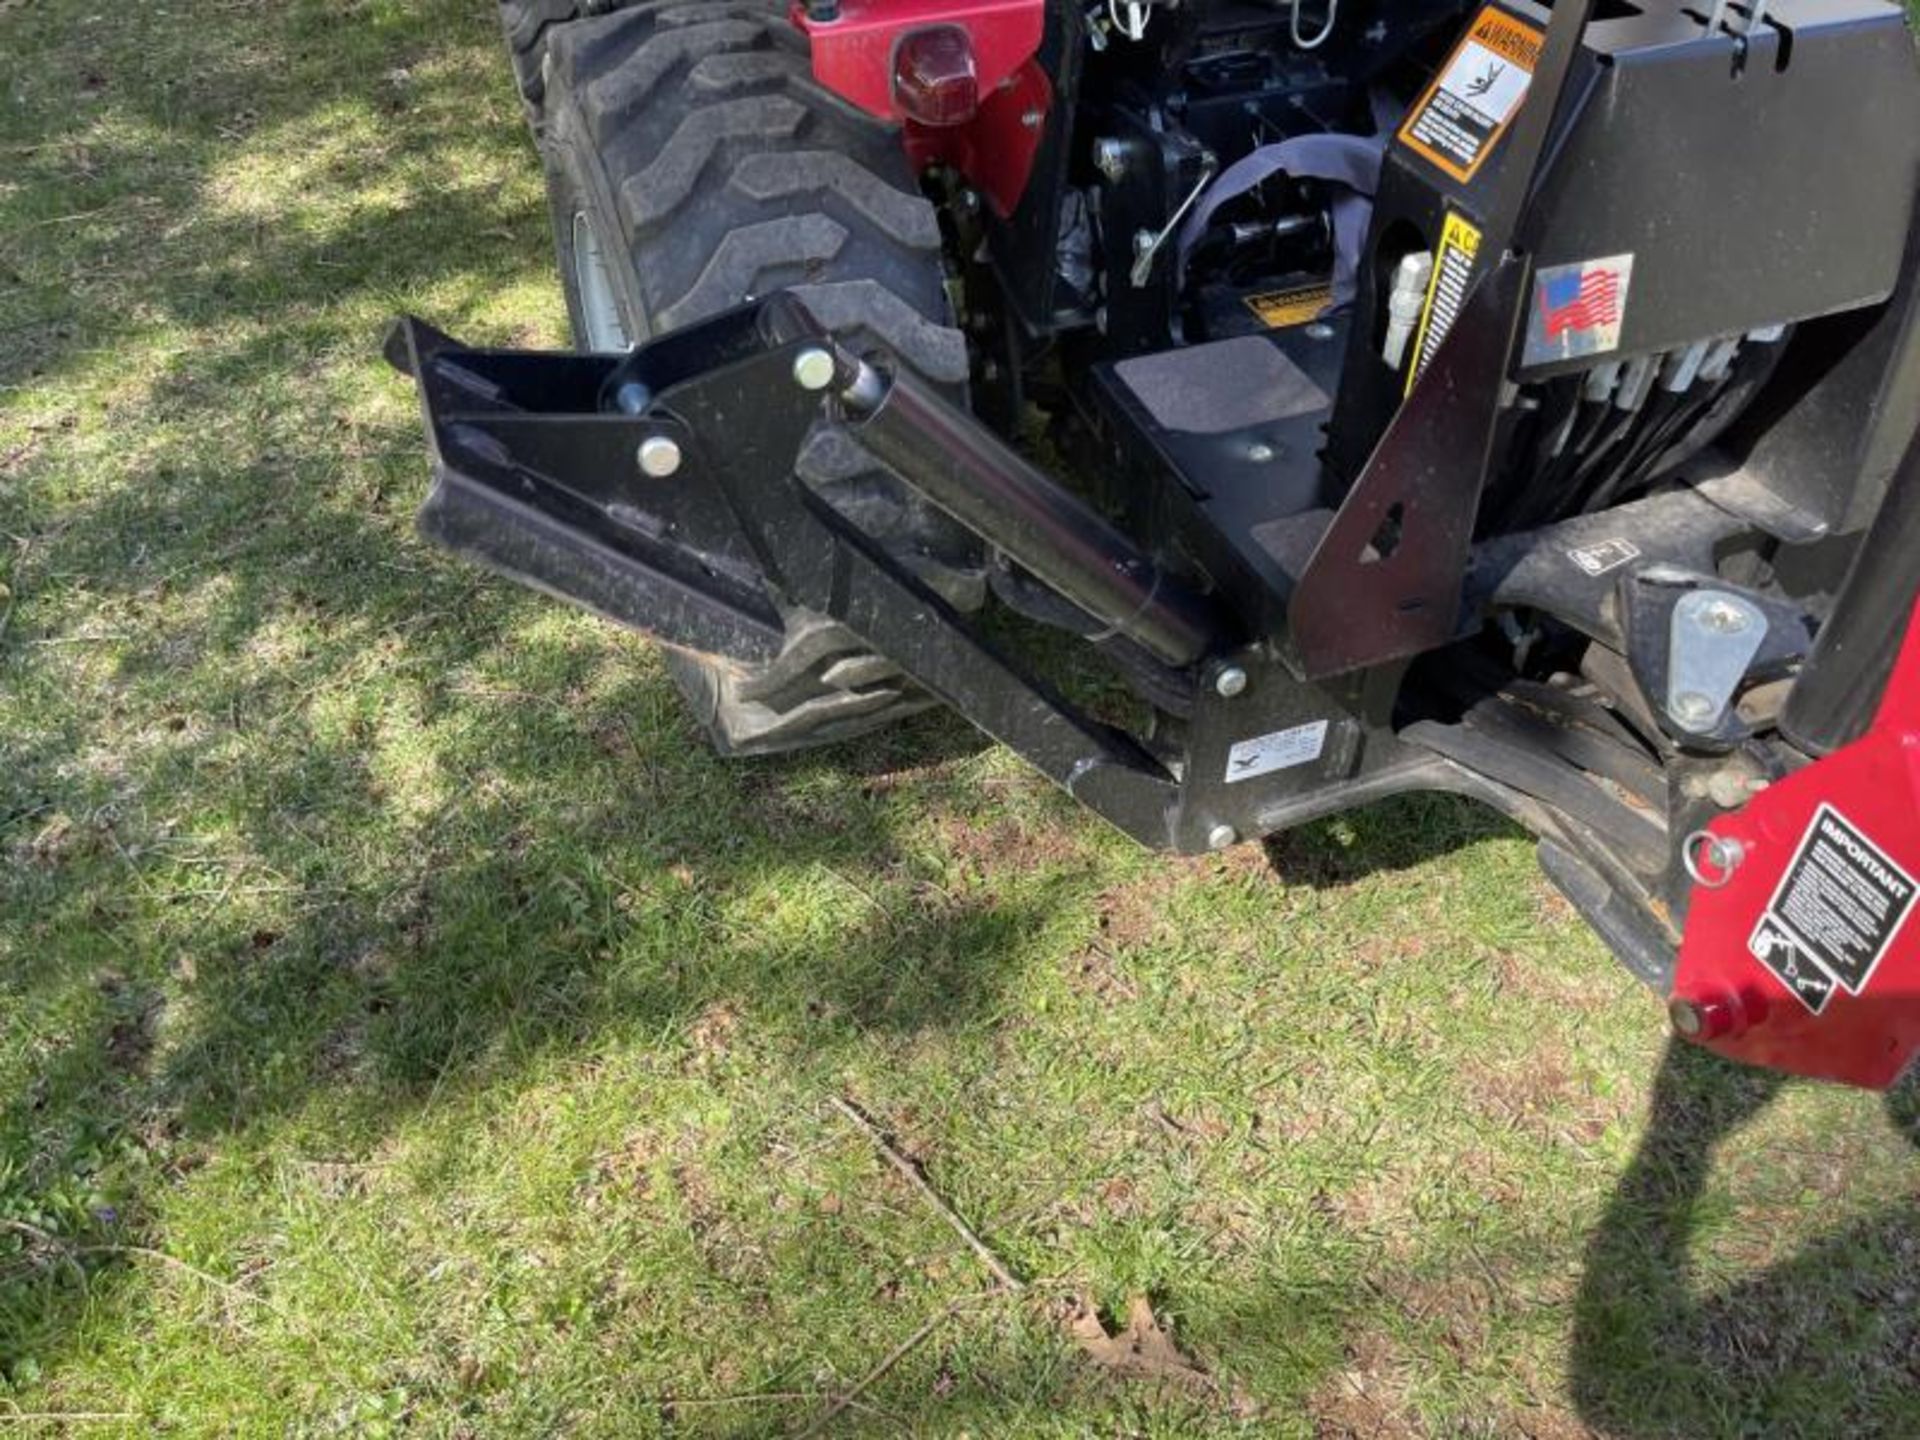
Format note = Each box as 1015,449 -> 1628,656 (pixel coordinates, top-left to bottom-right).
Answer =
892,25 -> 979,127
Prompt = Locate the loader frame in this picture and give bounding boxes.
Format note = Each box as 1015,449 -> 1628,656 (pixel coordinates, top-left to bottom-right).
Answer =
392,0 -> 1920,1088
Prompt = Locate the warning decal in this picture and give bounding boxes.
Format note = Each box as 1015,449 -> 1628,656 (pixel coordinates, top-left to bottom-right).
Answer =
1406,210 -> 1483,394
1245,283 -> 1332,330
1225,720 -> 1328,784
1749,914 -> 1838,1016
1398,7 -> 1543,183
1749,805 -> 1918,1012
1567,538 -> 1641,578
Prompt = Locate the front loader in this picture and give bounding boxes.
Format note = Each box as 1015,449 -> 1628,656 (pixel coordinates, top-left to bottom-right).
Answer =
391,0 -> 1920,1088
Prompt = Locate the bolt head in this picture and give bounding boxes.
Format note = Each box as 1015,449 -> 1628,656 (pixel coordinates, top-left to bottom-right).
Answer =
1093,137 -> 1128,182
1668,992 -> 1745,1042
1673,691 -> 1719,726
1699,598 -> 1752,634
1206,823 -> 1238,851
1668,997 -> 1707,1039
636,435 -> 683,478
792,348 -> 837,392
1212,665 -> 1248,699
1246,442 -> 1275,464
1304,322 -> 1336,341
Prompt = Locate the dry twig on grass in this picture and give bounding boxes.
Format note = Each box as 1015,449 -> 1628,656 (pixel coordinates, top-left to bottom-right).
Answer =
828,1095 -> 1025,1293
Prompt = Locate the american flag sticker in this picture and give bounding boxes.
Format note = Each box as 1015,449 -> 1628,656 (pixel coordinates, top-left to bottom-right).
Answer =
1522,254 -> 1634,367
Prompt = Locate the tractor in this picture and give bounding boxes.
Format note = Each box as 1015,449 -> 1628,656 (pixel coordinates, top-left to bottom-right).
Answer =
390,0 -> 1920,1088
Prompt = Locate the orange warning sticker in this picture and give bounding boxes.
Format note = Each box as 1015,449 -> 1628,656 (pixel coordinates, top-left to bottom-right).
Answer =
1245,283 -> 1333,330
1397,6 -> 1544,185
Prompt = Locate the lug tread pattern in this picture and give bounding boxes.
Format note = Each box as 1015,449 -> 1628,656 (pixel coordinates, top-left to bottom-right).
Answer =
581,20 -> 767,129
537,0 -> 979,754
499,0 -> 634,110
654,213 -> 847,329
729,149 -> 941,250
620,94 -> 807,230
788,279 -> 968,384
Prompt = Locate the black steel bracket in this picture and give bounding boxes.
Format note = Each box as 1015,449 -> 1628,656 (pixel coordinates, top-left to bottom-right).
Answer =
1288,0 -> 1603,679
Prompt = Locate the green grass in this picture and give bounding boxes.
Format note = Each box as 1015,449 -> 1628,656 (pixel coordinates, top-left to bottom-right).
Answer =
3,1 -> 1919,1434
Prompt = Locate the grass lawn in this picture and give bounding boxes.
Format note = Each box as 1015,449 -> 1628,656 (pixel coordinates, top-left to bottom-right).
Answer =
3,1 -> 1919,1434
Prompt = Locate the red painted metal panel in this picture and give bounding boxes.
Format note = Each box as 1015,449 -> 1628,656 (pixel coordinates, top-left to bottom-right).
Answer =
795,0 -> 1048,213
904,58 -> 1051,217
796,0 -> 1042,115
1672,598 -> 1920,1089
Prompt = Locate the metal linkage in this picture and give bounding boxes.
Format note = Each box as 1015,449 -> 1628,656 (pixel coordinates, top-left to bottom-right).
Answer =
794,345 -> 1221,668
1667,590 -> 1769,734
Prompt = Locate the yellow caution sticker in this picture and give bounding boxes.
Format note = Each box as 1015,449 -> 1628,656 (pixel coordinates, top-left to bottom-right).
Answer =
1398,6 -> 1545,184
1406,210 -> 1484,396
1245,282 -> 1334,330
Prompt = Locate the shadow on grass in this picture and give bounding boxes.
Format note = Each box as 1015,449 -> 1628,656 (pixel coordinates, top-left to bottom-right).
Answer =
1571,1042 -> 1920,1436
1262,790 -> 1522,888
0,0 -> 1017,1395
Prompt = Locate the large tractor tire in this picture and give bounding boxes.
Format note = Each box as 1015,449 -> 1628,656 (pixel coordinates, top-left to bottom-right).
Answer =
508,0 -> 982,755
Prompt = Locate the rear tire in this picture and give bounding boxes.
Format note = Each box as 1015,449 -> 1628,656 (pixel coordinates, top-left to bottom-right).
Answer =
526,0 -> 982,755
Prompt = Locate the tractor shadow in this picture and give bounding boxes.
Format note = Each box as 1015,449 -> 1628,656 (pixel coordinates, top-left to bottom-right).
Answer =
1570,1040 -> 1920,1437
1261,789 -> 1523,888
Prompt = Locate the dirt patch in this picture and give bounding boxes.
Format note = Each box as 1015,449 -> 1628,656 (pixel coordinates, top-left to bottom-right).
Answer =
1488,943 -> 1613,1013
1326,1166 -> 1426,1255
15,810 -> 99,870
1094,1174 -> 1144,1218
1463,1051 -> 1627,1148
936,812 -> 1086,875
1501,1406 -> 1600,1440
682,1001 -> 740,1071
97,971 -> 161,1076
1067,850 -> 1281,995
1092,880 -> 1164,952
1376,1268 -> 1497,1361
1307,1330 -> 1423,1439
1065,902 -> 1145,1001
315,1020 -> 369,1080
581,1130 -> 658,1215
297,1159 -> 381,1200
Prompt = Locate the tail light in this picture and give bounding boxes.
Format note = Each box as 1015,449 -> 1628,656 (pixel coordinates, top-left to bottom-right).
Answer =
892,25 -> 978,127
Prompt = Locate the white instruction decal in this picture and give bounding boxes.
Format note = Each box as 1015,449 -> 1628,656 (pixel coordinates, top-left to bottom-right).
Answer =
1567,538 -> 1641,577
1749,805 -> 1918,1012
1225,720 -> 1329,784
1748,914 -> 1838,1016
1407,211 -> 1484,393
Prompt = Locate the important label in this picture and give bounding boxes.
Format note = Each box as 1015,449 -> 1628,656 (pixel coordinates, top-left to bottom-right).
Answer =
1245,283 -> 1333,330
1398,6 -> 1543,183
1225,720 -> 1329,784
1749,805 -> 1918,1012
1406,210 -> 1483,394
